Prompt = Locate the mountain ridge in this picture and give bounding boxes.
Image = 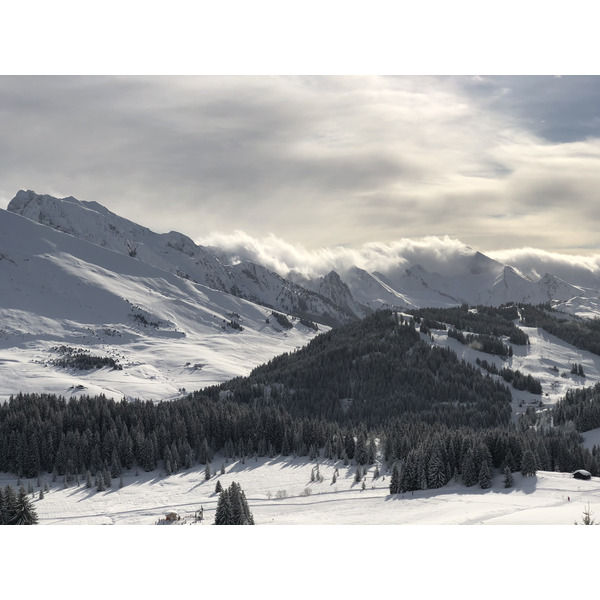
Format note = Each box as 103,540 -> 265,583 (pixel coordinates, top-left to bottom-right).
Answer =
8,190 -> 367,327
8,189 -> 600,321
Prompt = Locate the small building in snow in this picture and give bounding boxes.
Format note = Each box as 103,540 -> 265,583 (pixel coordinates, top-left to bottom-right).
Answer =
572,469 -> 592,480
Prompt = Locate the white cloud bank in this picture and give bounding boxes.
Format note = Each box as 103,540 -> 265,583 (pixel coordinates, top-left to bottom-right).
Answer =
199,230 -> 600,285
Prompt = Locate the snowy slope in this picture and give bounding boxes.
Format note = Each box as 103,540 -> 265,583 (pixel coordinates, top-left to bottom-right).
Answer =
0,208 -> 326,401
8,190 -> 363,326
412,317 -> 600,418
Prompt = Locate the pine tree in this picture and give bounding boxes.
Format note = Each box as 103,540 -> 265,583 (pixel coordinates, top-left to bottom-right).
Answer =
389,464 -> 401,494
399,450 -> 418,492
229,481 -> 245,524
354,465 -> 362,483
163,447 -> 173,476
170,442 -> 180,472
427,450 -> 447,489
344,434 -> 356,460
503,466 -> 513,488
214,482 -> 254,525
10,485 -> 38,525
215,480 -> 223,494
214,488 -> 233,525
478,460 -> 492,489
96,471 -> 106,492
110,450 -> 122,479
324,438 -> 333,460
503,448 -> 517,473
103,467 -> 112,488
204,463 -> 211,481
521,449 -> 537,477
139,436 -> 156,472
354,433 -> 368,465
368,439 -> 377,465
281,430 -> 291,456
3,485 -> 17,524
461,453 -> 478,487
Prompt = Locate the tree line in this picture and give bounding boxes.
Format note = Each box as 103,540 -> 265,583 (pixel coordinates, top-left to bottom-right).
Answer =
448,327 -> 513,357
475,358 -> 543,395
409,304 -> 529,345
384,419 -> 595,494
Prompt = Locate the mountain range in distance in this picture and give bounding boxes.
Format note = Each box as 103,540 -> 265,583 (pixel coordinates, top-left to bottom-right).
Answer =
8,189 -> 600,320
2,188 -> 600,402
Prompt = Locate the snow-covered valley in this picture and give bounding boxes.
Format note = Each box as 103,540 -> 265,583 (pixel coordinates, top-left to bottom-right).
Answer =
4,452 -> 600,526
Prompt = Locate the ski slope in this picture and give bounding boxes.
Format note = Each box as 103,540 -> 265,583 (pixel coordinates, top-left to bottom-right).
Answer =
418,320 -> 600,415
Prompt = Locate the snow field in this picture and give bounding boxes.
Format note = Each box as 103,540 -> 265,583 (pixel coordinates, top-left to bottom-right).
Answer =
4,454 -> 600,526
5,451 -> 600,596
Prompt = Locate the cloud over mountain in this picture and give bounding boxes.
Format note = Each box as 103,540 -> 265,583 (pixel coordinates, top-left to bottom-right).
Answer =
201,228 -> 600,292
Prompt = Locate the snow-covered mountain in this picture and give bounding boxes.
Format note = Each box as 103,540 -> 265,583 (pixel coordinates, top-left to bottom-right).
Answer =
11,189 -> 600,322
5,187 -> 600,406
0,207 -> 328,402
289,269 -> 372,319
338,249 -> 600,317
8,190 -> 366,327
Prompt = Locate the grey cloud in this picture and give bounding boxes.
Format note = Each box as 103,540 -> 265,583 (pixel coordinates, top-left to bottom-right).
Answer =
458,76 -> 600,143
1,75 -> 600,255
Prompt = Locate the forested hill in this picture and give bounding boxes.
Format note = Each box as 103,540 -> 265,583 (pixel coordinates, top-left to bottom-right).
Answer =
2,309 -> 599,487
214,310 -> 513,429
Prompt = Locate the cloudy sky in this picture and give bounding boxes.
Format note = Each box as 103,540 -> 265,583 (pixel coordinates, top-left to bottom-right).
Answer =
2,73 -> 600,274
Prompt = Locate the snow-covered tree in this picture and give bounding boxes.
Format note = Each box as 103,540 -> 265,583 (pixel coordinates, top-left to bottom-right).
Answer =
214,481 -> 254,525
503,466 -> 514,488
478,460 -> 492,489
10,485 -> 38,525
521,449 -> 537,477
389,464 -> 401,494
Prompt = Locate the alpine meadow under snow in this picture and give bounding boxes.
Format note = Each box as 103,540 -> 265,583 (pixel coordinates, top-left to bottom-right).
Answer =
4,189 -> 600,533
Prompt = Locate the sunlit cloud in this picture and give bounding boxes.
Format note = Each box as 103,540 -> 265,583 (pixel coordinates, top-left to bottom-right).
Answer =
1,75 -> 600,255
199,231 -> 486,279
